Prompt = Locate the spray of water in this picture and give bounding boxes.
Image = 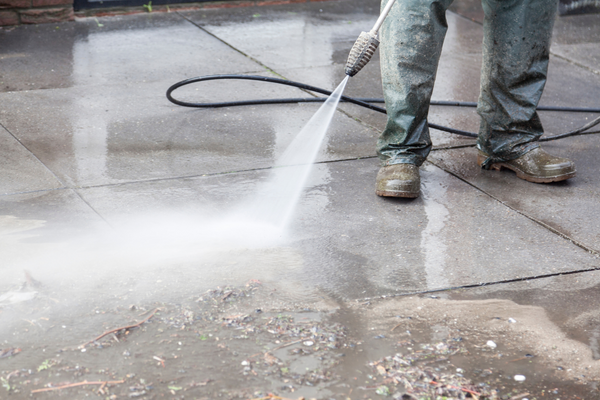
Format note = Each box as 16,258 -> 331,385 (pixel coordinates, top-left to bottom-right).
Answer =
248,75 -> 350,229
1,77 -> 351,313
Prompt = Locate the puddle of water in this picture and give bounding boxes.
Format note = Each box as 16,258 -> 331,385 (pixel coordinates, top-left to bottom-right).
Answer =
450,279 -> 600,363
326,296 -> 600,398
2,276 -> 599,398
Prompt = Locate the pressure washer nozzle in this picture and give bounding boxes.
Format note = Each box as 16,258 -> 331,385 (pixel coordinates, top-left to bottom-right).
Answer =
345,31 -> 380,77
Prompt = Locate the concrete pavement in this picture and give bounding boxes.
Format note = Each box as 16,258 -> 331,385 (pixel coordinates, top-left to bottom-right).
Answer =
1,0 -> 600,397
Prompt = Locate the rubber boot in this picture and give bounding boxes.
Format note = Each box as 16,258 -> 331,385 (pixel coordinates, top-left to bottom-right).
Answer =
376,0 -> 453,198
376,164 -> 420,198
477,147 -> 576,183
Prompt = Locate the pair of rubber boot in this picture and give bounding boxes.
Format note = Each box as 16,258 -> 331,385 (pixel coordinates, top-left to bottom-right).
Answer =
375,0 -> 575,198
376,147 -> 577,198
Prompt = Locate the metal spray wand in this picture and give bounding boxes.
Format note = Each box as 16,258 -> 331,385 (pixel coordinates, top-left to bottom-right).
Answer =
344,0 -> 397,77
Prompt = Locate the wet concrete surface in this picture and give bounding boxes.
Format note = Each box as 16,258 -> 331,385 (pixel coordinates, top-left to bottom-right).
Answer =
428,135 -> 600,253
0,80 -> 375,188
1,0 -> 600,398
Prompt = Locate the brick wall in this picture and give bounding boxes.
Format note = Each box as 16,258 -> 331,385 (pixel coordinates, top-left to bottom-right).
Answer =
0,0 -> 74,26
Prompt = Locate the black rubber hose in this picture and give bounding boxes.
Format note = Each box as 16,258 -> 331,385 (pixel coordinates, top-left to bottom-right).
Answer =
166,74 -> 600,141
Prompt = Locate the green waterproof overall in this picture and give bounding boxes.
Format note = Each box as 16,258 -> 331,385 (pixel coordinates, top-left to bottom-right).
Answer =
378,0 -> 558,168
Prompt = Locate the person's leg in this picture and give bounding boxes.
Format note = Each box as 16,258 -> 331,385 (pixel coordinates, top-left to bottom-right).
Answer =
378,0 -> 454,167
376,0 -> 454,197
477,0 -> 575,182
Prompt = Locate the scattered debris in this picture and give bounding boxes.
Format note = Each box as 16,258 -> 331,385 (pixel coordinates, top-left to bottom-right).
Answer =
128,389 -> 146,398
31,379 -> 125,394
153,356 -> 165,367
80,308 -> 159,348
0,348 -> 21,359
2,281 -> 597,398
197,280 -> 262,304
367,338 -> 501,399
37,359 -> 54,371
1,377 -> 11,392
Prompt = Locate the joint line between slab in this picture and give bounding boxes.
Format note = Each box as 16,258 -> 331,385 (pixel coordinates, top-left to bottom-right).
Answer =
72,189 -> 114,228
358,265 -> 600,303
174,12 -> 333,102
175,12 -> 286,79
0,121 -> 68,191
1,157 -> 376,197
551,52 -> 600,76
66,156 -> 379,191
426,158 -> 599,257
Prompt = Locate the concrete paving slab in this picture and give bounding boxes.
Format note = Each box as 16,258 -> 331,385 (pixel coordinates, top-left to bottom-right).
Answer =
0,23 -> 79,92
0,189 -> 106,234
65,158 -> 599,302
448,0 -> 484,23
0,125 -> 64,194
428,134 -> 600,254
552,13 -> 600,74
186,7 -> 379,73
0,12 -> 267,93
542,57 -> 600,111
0,78 -> 376,189
292,159 -> 599,298
0,0 -> 595,297
425,40 -> 600,254
0,188 -> 108,286
447,0 -> 600,75
553,13 -> 600,45
449,268 -> 600,318
552,42 -> 600,75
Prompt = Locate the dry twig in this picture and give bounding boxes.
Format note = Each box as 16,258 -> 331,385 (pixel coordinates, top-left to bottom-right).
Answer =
80,309 -> 158,348
153,355 -> 165,367
391,323 -> 402,332
509,355 -> 534,362
31,379 -> 125,394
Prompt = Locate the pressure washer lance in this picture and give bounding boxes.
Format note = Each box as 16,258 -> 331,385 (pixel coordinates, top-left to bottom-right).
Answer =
345,0 -> 397,77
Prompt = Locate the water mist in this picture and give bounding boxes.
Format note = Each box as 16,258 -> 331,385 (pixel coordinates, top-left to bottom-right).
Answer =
1,76 -> 351,316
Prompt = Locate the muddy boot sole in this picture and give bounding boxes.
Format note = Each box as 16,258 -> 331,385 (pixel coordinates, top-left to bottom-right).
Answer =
375,189 -> 420,198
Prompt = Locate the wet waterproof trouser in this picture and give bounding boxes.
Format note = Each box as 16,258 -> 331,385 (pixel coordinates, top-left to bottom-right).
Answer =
377,0 -> 558,168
